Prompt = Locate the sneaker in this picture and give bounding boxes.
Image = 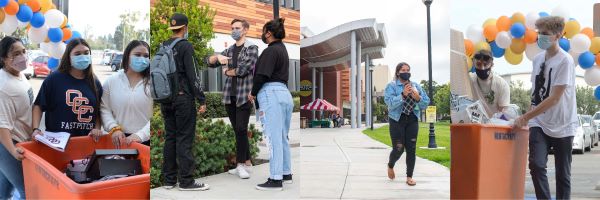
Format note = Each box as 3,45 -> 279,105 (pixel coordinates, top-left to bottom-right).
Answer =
162,183 -> 177,189
179,181 -> 210,191
283,174 -> 293,184
244,163 -> 253,173
237,165 -> 250,179
228,167 -> 238,175
256,178 -> 283,191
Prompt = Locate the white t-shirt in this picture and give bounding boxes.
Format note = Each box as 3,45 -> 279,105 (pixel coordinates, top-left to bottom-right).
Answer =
469,73 -> 510,117
100,70 -> 152,142
528,49 -> 578,138
0,69 -> 33,142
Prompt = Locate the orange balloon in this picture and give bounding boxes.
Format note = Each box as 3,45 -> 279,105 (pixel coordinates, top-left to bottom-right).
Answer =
581,27 -> 595,40
4,0 -> 19,15
510,38 -> 526,54
62,28 -> 72,41
523,29 -> 538,44
483,25 -> 498,42
0,8 -> 5,24
511,12 -> 526,25
26,0 -> 41,12
464,39 -> 474,57
596,54 -> 600,66
496,16 -> 511,32
60,16 -> 67,28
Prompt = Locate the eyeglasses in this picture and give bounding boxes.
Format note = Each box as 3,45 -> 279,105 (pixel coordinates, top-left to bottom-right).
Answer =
473,53 -> 492,62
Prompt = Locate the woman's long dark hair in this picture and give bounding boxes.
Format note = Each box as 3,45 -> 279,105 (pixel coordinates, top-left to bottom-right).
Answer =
394,62 -> 410,80
263,18 -> 286,40
122,40 -> 150,95
58,38 -> 101,126
0,36 -> 22,69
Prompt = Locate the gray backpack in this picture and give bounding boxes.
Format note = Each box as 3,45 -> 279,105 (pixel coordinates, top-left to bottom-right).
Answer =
150,38 -> 184,103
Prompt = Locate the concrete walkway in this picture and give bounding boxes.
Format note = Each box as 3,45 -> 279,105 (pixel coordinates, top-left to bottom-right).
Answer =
301,125 -> 450,199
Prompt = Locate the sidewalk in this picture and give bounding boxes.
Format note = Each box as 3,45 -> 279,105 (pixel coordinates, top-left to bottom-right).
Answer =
150,113 -> 301,199
301,125 -> 450,199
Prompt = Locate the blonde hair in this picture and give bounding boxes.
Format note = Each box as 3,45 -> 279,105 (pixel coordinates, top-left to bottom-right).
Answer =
535,16 -> 565,35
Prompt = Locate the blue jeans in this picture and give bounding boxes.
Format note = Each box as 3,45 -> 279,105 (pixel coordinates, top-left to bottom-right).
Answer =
257,82 -> 293,180
0,142 -> 25,199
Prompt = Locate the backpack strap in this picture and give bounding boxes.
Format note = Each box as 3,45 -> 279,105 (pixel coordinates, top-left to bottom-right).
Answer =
168,38 -> 185,50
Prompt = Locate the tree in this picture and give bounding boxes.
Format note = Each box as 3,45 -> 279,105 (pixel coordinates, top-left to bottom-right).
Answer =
433,83 -> 450,118
509,81 -> 531,114
420,80 -> 439,98
576,86 -> 600,115
150,0 -> 215,69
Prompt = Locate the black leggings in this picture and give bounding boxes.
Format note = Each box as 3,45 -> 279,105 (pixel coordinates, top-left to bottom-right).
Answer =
225,96 -> 252,164
388,114 -> 419,177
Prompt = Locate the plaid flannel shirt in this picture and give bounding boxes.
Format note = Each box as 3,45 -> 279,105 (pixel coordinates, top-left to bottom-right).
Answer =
208,41 -> 259,107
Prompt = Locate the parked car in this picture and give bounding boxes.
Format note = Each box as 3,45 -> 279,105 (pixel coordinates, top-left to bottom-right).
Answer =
102,50 -> 115,65
592,111 -> 600,146
25,50 -> 48,79
581,115 -> 596,149
31,56 -> 51,78
573,114 -> 593,154
110,53 -> 123,71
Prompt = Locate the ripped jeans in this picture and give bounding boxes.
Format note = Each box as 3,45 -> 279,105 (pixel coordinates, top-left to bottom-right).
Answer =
388,114 -> 419,177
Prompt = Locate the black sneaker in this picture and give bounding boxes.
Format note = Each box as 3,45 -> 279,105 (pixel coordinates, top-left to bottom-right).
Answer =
162,183 -> 177,189
179,181 -> 210,191
256,178 -> 283,191
283,174 -> 293,184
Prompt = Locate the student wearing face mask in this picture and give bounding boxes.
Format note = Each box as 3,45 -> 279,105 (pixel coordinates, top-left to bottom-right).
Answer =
32,38 -> 103,141
0,36 -> 33,200
468,49 -> 510,117
383,62 -> 429,186
100,40 -> 152,148
206,19 -> 259,179
514,16 -> 577,200
248,18 -> 294,191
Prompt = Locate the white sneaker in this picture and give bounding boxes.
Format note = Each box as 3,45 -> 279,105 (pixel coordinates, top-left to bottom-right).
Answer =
244,164 -> 253,173
228,167 -> 238,175
237,165 -> 250,179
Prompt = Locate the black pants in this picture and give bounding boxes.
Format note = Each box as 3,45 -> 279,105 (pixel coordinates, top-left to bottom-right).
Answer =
388,114 -> 419,177
160,95 -> 197,187
225,96 -> 252,163
529,127 -> 573,200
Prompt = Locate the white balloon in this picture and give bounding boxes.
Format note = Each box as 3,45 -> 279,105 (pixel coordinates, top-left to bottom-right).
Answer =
525,12 -> 540,29
525,43 -> 543,61
571,34 -> 591,53
551,6 -> 570,22
40,42 -> 51,54
495,31 -> 512,49
44,9 -> 64,28
466,24 -> 484,44
48,42 -> 66,58
569,50 -> 581,67
1,14 -> 18,35
28,26 -> 49,44
584,67 -> 600,86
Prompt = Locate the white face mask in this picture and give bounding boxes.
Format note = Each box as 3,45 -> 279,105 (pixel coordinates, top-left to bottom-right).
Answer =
10,55 -> 27,72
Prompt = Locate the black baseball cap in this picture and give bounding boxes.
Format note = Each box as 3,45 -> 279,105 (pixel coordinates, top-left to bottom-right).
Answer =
168,13 -> 188,30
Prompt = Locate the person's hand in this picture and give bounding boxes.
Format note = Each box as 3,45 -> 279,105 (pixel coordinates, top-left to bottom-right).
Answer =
88,129 -> 103,143
222,67 -> 228,75
217,55 -> 230,65
248,94 -> 255,102
411,87 -> 419,97
403,84 -> 411,96
125,134 -> 142,146
225,69 -> 236,77
32,129 -> 43,141
11,147 -> 24,161
514,115 -> 529,128
198,105 -> 207,114
111,130 -> 126,148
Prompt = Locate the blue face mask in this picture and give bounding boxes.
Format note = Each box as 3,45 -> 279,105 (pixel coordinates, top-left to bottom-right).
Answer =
71,55 -> 91,70
130,56 -> 149,72
537,34 -> 554,50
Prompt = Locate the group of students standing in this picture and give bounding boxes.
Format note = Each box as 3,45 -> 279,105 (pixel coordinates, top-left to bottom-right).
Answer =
157,13 -> 294,191
0,36 -> 153,199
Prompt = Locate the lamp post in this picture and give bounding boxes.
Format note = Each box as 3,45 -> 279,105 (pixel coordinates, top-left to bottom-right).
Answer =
369,63 -> 374,130
423,0 -> 437,148
273,0 -> 280,19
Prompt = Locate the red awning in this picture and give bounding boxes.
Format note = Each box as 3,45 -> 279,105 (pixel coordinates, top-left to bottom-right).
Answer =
300,98 -> 339,111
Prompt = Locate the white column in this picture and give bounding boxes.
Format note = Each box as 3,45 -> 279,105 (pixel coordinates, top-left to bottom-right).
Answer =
319,70 -> 324,118
356,41 -> 362,128
312,66 -> 316,120
365,55 -> 371,127
350,31 -> 357,128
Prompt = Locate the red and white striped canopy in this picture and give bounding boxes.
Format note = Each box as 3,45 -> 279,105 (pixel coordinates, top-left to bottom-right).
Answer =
300,99 -> 339,111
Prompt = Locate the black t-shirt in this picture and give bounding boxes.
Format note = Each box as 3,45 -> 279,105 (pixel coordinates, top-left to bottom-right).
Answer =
251,41 -> 288,96
230,44 -> 243,97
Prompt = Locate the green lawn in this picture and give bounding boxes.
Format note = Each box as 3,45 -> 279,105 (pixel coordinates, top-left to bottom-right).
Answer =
363,122 -> 451,168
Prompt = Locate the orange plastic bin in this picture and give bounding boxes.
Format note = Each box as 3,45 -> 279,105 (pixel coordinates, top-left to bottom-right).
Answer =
17,136 -> 150,199
450,124 -> 529,199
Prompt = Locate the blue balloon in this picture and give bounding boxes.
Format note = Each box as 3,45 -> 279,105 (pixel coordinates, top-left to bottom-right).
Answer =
66,31 -> 82,44
595,86 -> 600,101
578,51 -> 595,69
559,38 -> 570,52
470,66 -> 475,73
47,57 -> 60,70
510,23 -> 526,38
490,41 -> 505,58
0,0 -> 8,7
30,12 -> 45,28
16,4 -> 33,22
539,12 -> 549,17
48,28 -> 63,43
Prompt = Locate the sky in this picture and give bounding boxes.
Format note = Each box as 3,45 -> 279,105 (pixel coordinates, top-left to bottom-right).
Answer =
68,0 -> 149,38
451,0 -> 600,77
301,0 -> 450,83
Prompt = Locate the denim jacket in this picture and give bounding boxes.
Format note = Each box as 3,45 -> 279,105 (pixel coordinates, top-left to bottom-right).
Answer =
384,79 -> 430,121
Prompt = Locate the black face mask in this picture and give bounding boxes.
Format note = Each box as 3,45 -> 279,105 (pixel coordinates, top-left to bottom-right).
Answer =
261,32 -> 268,44
398,73 -> 411,81
475,68 -> 491,80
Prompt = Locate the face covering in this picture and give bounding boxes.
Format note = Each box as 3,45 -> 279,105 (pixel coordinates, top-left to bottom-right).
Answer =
261,32 -> 268,44
10,55 -> 27,72
71,55 -> 91,70
130,56 -> 150,72
475,67 -> 491,80
231,29 -> 242,41
183,27 -> 189,39
537,34 -> 554,50
398,73 -> 411,81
